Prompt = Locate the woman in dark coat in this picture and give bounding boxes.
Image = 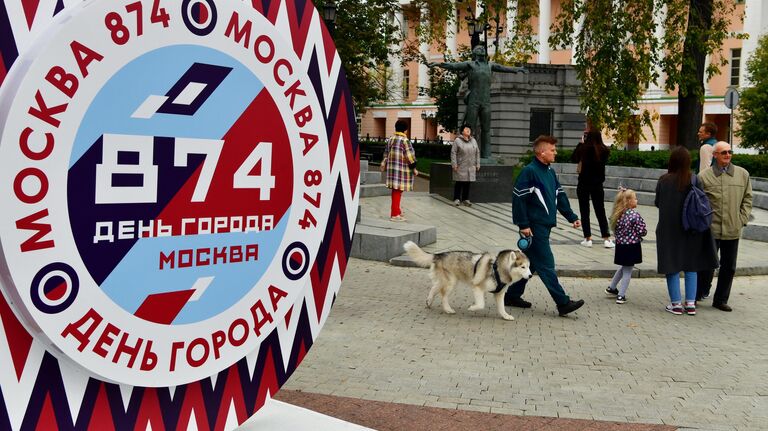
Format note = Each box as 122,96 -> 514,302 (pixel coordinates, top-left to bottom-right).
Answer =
571,130 -> 613,248
655,147 -> 718,315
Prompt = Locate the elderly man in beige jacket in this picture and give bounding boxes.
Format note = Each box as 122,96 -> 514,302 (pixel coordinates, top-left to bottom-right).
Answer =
697,142 -> 753,311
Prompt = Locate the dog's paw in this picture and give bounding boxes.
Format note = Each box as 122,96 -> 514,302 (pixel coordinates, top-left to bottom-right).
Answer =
501,314 -> 515,321
468,304 -> 483,311
443,308 -> 456,314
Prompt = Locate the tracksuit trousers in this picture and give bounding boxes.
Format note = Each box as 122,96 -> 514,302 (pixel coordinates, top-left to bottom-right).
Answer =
504,223 -> 571,306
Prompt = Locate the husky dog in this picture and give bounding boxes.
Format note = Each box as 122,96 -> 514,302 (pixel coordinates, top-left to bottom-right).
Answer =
403,241 -> 533,320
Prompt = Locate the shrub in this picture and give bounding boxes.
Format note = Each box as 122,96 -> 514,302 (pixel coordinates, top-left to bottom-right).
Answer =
732,153 -> 768,178
518,148 -> 768,178
360,140 -> 451,164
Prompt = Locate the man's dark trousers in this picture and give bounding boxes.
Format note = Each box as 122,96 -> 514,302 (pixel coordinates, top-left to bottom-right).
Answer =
697,239 -> 739,304
504,223 -> 570,306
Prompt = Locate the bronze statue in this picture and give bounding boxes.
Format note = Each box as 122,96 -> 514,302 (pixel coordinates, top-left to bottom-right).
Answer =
429,45 -> 527,158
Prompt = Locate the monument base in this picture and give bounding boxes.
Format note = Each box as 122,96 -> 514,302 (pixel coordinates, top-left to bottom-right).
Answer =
429,162 -> 517,203
480,156 -> 503,165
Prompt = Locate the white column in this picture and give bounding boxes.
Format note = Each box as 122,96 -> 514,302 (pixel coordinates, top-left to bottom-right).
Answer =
742,0 -> 768,87
704,54 -> 711,95
505,0 -> 517,54
538,0 -> 551,63
474,0 -> 485,47
416,5 -> 431,102
570,12 -> 584,65
645,4 -> 667,96
388,7 -> 404,103
446,0 -> 457,56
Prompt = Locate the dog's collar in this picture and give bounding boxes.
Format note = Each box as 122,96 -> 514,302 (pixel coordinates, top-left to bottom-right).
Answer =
491,260 -> 506,293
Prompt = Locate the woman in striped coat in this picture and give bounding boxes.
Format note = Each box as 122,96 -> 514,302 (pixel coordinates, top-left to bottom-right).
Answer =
380,120 -> 419,221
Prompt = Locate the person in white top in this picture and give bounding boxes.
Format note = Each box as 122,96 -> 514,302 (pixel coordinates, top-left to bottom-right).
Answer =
697,122 -> 718,173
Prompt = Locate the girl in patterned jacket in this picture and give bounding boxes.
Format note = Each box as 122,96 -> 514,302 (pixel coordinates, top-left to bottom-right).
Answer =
605,188 -> 647,304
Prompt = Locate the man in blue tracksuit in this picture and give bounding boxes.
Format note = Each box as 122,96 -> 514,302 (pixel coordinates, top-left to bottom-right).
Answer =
504,135 -> 586,316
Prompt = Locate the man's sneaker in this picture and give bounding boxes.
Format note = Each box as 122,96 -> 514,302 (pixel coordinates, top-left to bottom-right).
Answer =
605,287 -> 619,296
462,200 -> 472,207
665,303 -> 683,315
453,199 -> 461,206
504,297 -> 532,308
684,302 -> 696,315
616,296 -> 627,304
604,239 -> 616,248
557,299 -> 585,316
580,239 -> 593,247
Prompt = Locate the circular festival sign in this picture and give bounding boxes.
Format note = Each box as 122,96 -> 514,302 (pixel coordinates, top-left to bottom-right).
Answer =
0,0 -> 357,401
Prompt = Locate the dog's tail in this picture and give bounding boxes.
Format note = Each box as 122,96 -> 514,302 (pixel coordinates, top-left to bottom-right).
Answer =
403,241 -> 434,267
472,254 -> 494,285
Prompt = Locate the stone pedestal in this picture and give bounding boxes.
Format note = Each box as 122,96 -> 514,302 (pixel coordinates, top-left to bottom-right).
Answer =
455,64 -> 585,163
429,162 -> 516,203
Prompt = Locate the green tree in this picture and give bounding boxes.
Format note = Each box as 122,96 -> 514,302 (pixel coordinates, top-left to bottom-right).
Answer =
410,0 -> 537,133
427,56 -> 464,134
320,0 -> 402,113
551,0 -> 742,147
737,34 -> 768,151
668,0 -> 740,149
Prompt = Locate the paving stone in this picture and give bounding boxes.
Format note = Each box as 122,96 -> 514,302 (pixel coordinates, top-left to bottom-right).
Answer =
280,186 -> 768,430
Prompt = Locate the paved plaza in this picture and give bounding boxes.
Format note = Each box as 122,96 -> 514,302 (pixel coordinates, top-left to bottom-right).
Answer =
281,189 -> 768,430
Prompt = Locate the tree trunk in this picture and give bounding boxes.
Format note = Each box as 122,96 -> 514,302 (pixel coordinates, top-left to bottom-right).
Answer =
677,0 -> 714,150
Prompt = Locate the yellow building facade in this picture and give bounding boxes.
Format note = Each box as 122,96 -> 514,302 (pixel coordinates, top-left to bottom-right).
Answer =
359,0 -> 767,151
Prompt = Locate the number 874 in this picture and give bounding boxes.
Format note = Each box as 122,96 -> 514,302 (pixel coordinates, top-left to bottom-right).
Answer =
94,133 -> 275,204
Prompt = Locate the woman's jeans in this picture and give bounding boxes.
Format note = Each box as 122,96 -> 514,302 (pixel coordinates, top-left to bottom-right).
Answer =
665,272 -> 697,303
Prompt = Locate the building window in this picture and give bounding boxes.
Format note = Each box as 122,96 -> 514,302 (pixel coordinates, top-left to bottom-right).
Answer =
730,48 -> 741,87
529,109 -> 554,142
402,69 -> 410,100
355,114 -> 362,138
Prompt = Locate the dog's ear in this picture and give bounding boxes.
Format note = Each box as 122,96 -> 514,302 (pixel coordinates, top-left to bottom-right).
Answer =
510,250 -> 524,267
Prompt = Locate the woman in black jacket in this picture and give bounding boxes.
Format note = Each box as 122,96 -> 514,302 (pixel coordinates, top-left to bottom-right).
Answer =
571,131 -> 614,248
655,146 -> 718,315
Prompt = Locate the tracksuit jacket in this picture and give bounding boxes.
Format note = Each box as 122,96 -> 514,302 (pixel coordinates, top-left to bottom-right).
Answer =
513,158 -> 578,229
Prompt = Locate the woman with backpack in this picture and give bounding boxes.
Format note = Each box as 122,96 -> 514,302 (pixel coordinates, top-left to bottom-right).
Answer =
654,147 -> 718,315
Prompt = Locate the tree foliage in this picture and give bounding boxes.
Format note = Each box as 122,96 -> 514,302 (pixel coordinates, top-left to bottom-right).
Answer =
427,52 -> 466,134
410,0 -> 537,132
321,0 -> 402,113
351,0 -> 742,145
737,34 -> 768,151
551,0 -> 658,141
551,0 -> 742,146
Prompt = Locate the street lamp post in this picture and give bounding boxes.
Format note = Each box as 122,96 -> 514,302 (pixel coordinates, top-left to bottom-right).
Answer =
465,9 -> 481,49
465,4 -> 503,55
421,111 -> 434,142
322,1 -> 337,34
